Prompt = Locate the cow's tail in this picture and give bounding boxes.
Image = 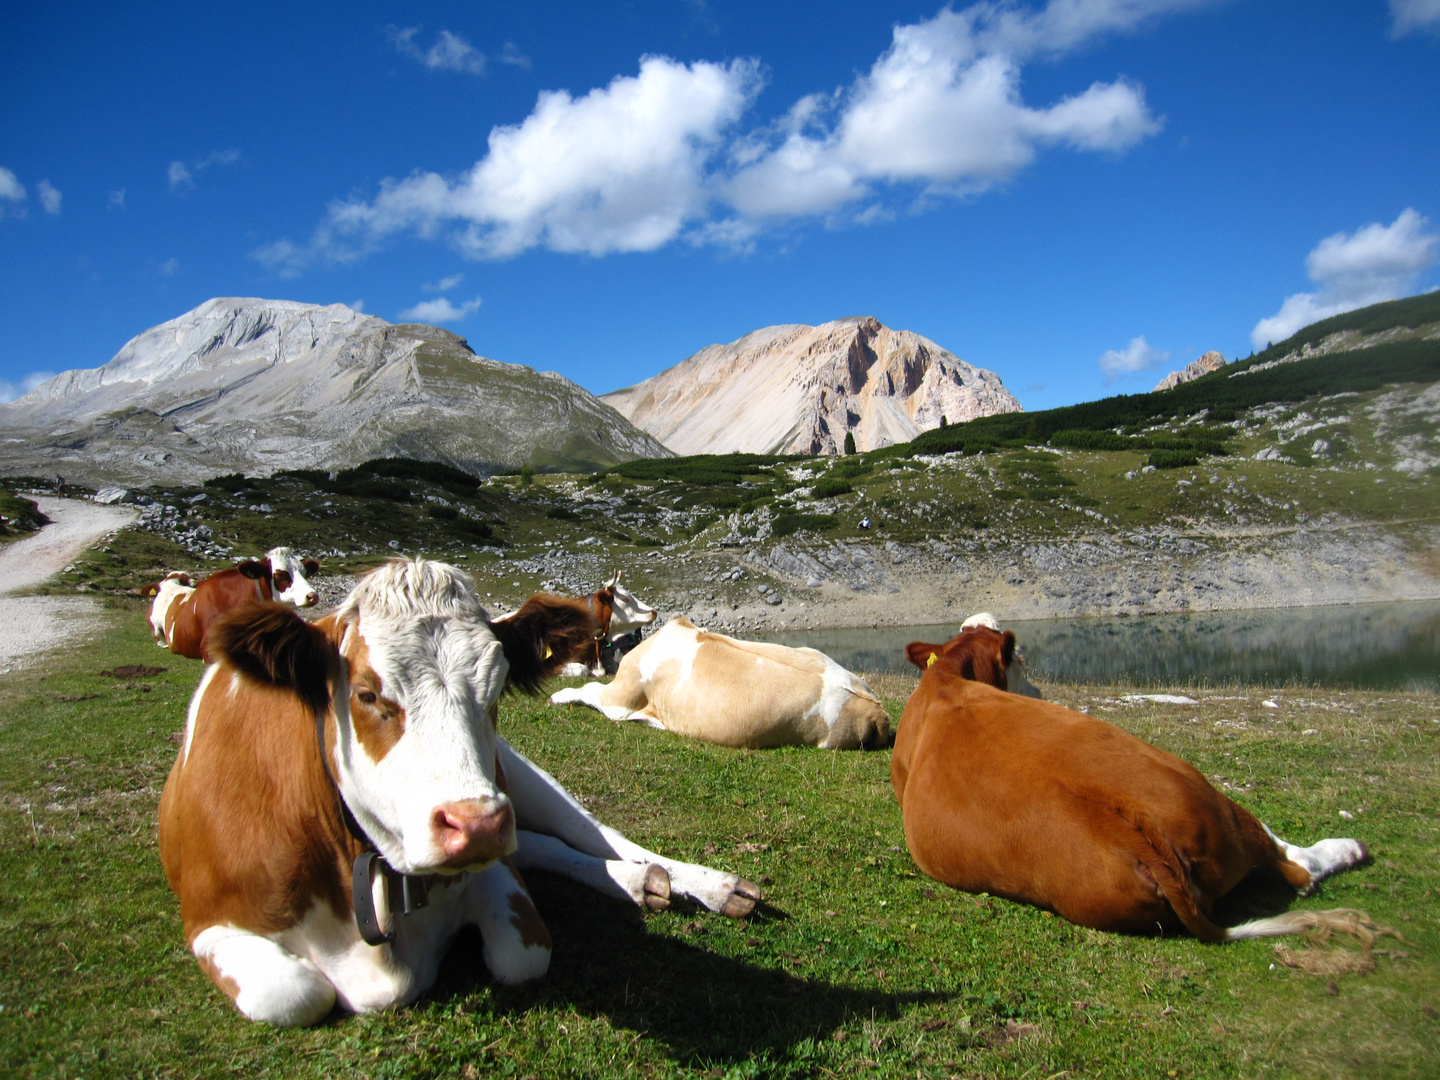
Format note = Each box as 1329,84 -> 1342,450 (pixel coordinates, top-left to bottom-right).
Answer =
1223,908 -> 1395,944
1124,808 -> 1228,943
1125,809 -> 1391,945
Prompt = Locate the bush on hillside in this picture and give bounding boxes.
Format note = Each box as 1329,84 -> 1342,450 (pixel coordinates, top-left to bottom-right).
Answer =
772,511 -> 839,537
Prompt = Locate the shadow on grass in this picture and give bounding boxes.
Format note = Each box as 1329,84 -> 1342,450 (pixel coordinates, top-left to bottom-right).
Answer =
427,871 -> 947,1069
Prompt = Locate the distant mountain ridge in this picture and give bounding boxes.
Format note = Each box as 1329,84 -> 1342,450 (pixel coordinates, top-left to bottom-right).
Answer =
601,316 -> 1022,456
0,298 -> 669,485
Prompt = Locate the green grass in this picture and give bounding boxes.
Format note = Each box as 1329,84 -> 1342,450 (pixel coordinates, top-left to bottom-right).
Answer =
2,610 -> 1436,1078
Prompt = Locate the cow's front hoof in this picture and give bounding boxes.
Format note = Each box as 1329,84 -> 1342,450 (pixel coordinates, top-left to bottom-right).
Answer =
720,878 -> 761,919
643,863 -> 671,911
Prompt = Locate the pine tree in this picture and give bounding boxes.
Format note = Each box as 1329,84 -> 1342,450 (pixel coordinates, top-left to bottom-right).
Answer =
843,431 -> 856,456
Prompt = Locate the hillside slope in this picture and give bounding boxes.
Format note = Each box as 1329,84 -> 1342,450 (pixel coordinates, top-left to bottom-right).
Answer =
0,298 -> 669,485
602,316 -> 1021,456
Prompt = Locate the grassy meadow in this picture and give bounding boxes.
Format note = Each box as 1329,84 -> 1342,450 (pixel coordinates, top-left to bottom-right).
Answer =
2,603 -> 1437,1079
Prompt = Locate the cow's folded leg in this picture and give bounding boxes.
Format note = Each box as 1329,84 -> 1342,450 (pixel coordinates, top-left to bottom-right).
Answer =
499,739 -> 759,917
464,859 -> 553,984
1262,822 -> 1370,895
191,925 -> 336,1027
512,829 -> 671,910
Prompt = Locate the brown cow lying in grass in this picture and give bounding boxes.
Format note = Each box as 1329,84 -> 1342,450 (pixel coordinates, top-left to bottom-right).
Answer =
893,623 -> 1380,942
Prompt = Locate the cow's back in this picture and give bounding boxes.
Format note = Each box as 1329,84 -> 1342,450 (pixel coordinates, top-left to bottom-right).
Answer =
894,677 -> 1256,931
622,622 -> 885,748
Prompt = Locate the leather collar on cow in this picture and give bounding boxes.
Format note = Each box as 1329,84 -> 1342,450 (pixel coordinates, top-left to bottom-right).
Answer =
311,706 -> 429,946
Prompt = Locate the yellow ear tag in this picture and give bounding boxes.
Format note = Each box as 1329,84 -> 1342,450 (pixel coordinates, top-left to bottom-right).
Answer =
927,652 -> 938,667
542,643 -> 553,660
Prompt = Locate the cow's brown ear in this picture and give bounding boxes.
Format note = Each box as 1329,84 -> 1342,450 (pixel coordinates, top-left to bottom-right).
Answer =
905,641 -> 941,670
1001,631 -> 1017,668
303,559 -> 320,576
141,584 -> 159,597
207,602 -> 339,718
490,593 -> 597,695
237,560 -> 267,580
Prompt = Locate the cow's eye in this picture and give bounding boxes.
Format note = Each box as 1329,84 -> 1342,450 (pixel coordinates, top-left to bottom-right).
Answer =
357,690 -> 378,705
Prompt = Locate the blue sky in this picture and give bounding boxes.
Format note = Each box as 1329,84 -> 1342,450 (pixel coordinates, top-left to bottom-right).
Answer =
3,0 -> 1439,412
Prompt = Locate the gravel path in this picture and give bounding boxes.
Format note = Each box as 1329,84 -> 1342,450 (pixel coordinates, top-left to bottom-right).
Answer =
0,496 -> 139,674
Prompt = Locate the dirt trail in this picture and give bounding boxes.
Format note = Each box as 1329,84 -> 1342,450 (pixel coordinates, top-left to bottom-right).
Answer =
0,496 -> 139,673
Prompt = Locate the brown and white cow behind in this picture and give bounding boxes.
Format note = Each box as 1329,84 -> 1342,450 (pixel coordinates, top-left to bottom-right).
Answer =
550,616 -> 891,749
158,559 -> 758,1026
148,546 -> 320,662
891,623 -> 1376,942
557,572 -> 659,678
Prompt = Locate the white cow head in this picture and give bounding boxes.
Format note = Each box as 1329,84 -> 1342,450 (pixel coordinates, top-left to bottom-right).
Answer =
208,560 -> 596,877
265,546 -> 320,608
318,561 -> 593,875
604,571 -> 657,637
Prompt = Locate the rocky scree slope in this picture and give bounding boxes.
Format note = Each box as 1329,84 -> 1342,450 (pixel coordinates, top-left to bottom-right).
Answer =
602,316 -> 1021,457
0,298 -> 669,486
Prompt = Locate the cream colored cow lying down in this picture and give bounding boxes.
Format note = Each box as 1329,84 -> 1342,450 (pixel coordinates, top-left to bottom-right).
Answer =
550,617 -> 892,749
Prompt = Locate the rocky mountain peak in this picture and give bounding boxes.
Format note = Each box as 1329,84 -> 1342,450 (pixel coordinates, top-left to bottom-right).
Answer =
602,316 -> 1021,456
1153,350 -> 1227,392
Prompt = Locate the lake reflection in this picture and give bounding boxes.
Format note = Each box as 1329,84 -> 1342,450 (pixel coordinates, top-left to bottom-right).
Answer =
750,601 -> 1440,690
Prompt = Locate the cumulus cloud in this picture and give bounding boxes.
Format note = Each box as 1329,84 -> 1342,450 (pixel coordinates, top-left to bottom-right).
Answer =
1251,209 -> 1440,348
728,4 -> 1165,220
1099,335 -> 1169,383
1390,0 -> 1440,36
169,149 -> 240,193
398,295 -> 483,323
256,1 -> 1188,270
256,55 -> 759,273
37,180 -> 61,215
0,370 -> 56,404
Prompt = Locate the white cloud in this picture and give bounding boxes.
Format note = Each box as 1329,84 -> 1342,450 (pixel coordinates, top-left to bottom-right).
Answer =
109,188 -> 126,209
159,257 -> 179,276
497,41 -> 531,70
37,180 -> 61,215
258,56 -> 759,271
168,161 -> 193,192
390,26 -> 487,74
726,3 -> 1165,219
1099,335 -> 1169,382
1251,209 -> 1440,348
349,299 -> 365,313
398,295 -> 483,323
0,166 -> 27,219
169,149 -> 240,193
257,1 -> 1187,269
0,166 -> 23,203
424,273 -> 465,292
0,370 -> 56,404
1390,0 -> 1440,36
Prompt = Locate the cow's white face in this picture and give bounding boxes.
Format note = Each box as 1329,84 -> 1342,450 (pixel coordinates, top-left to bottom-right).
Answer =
607,575 -> 657,637
266,546 -> 319,608
148,575 -> 194,643
326,562 -> 513,876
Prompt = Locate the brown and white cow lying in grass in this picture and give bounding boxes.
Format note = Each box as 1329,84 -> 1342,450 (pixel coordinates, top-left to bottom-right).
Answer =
145,546 -> 320,662
891,622 -> 1378,942
550,616 -> 892,749
158,559 -> 758,1026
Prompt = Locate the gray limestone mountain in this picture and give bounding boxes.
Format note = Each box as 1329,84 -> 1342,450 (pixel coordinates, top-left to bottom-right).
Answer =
1153,350 -> 1228,392
601,316 -> 1022,456
0,298 -> 670,486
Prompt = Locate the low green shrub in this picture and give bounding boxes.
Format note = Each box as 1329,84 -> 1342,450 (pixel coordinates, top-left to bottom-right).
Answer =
772,511 -> 838,537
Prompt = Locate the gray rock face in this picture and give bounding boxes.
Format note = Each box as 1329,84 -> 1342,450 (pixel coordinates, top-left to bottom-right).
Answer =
1153,350 -> 1227,392
602,316 -> 1022,456
0,297 -> 670,486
